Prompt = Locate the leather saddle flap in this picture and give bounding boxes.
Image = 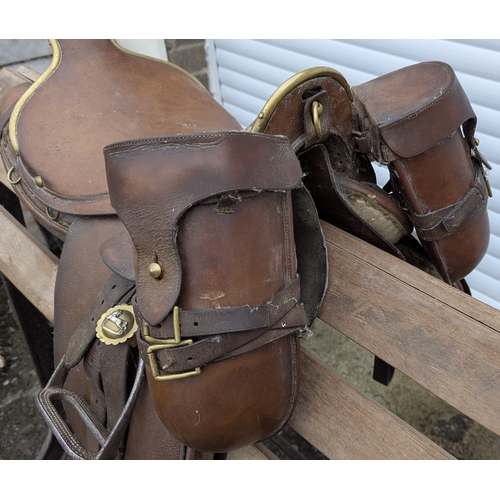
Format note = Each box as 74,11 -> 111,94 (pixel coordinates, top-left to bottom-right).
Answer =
352,61 -> 476,158
10,40 -> 239,216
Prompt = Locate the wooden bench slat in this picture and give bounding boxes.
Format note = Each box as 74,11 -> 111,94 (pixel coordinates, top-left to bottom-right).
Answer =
227,443 -> 278,460
288,348 -> 453,460
0,204 -> 58,322
319,221 -> 500,438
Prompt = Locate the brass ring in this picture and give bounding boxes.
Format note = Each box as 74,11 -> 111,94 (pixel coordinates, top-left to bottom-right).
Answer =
312,101 -> 323,138
7,166 -> 21,185
45,206 -> 59,221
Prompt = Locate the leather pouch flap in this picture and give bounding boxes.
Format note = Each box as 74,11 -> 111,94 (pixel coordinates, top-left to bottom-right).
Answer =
352,61 -> 476,158
104,131 -> 302,326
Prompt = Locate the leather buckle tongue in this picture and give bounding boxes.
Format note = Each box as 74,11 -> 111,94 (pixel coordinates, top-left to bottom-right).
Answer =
143,306 -> 202,381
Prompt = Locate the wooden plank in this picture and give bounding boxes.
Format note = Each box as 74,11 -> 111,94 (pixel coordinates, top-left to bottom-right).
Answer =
227,443 -> 277,460
0,205 -> 58,322
0,67 -> 30,102
288,348 -> 453,459
15,65 -> 40,83
0,164 -> 13,192
318,221 -> 500,439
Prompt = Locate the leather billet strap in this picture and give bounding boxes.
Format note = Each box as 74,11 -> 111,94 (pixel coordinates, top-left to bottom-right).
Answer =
37,357 -> 145,460
136,277 -> 306,376
104,132 -> 303,327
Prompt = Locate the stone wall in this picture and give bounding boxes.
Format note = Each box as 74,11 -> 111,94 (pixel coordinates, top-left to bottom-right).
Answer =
165,39 -> 210,90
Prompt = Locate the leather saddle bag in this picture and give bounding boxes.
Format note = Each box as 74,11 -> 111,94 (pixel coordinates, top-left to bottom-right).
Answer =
351,62 -> 491,284
1,41 -> 491,458
0,40 -> 327,458
102,132 -> 317,453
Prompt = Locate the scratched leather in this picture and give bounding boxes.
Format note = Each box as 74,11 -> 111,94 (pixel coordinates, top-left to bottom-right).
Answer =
104,132 -> 302,326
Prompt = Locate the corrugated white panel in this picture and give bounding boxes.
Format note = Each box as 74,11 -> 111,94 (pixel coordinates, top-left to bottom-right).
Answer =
212,39 -> 500,309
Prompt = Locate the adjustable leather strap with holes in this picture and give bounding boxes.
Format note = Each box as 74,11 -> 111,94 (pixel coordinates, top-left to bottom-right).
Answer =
136,277 -> 306,375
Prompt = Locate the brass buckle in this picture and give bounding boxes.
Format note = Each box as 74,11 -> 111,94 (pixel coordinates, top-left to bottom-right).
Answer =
144,306 -> 201,381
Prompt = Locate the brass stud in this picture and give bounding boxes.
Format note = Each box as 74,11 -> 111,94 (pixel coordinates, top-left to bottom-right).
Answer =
35,176 -> 44,188
149,262 -> 162,279
475,137 -> 480,146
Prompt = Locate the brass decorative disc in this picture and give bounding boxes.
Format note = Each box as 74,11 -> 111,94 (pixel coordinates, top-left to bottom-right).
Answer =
96,304 -> 138,346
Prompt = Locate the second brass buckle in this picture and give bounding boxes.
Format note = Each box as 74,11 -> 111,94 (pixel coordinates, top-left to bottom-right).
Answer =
144,306 -> 201,381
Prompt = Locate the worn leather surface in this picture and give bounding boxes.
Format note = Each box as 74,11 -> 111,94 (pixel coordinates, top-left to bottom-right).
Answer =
104,132 -> 303,325
104,131 -> 304,451
54,215 -> 184,458
252,70 -> 412,260
11,40 -> 311,456
9,40 -> 240,219
352,61 -> 490,283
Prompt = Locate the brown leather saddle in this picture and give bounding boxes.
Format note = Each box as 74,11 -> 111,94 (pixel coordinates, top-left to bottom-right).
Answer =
0,40 -> 491,459
1,40 -> 327,459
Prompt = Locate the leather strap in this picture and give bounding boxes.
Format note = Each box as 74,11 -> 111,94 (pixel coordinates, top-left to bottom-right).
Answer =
36,272 -> 140,460
65,273 -> 135,368
137,277 -> 306,375
393,161 -> 488,242
146,276 -> 302,340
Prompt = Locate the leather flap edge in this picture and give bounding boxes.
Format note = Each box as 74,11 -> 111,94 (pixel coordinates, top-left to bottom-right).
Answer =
352,61 -> 476,158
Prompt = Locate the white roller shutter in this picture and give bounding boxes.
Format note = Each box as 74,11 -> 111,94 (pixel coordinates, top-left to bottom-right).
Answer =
210,39 -> 500,309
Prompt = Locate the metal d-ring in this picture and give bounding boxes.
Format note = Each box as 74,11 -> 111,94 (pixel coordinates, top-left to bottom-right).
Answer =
312,101 -> 324,138
46,206 -> 59,221
7,166 -> 21,185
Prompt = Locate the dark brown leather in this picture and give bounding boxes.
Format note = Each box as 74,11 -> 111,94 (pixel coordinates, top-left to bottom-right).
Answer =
250,69 -> 413,261
50,215 -> 185,459
352,62 -> 490,283
103,132 -> 305,452
3,41 -> 323,458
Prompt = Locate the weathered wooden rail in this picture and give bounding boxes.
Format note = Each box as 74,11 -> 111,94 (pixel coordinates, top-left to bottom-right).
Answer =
2,65 -> 500,460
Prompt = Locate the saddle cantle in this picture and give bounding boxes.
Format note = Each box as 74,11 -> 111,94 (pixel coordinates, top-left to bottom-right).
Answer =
1,40 -> 327,458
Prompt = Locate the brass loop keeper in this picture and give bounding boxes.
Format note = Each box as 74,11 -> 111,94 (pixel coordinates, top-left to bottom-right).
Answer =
7,166 -> 21,185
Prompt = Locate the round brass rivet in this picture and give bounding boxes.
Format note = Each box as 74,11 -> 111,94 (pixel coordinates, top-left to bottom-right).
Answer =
475,137 -> 480,146
258,112 -> 264,119
35,176 -> 44,187
149,262 -> 162,279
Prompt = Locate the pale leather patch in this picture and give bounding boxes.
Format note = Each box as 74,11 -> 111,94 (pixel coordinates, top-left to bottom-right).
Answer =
346,191 -> 410,244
